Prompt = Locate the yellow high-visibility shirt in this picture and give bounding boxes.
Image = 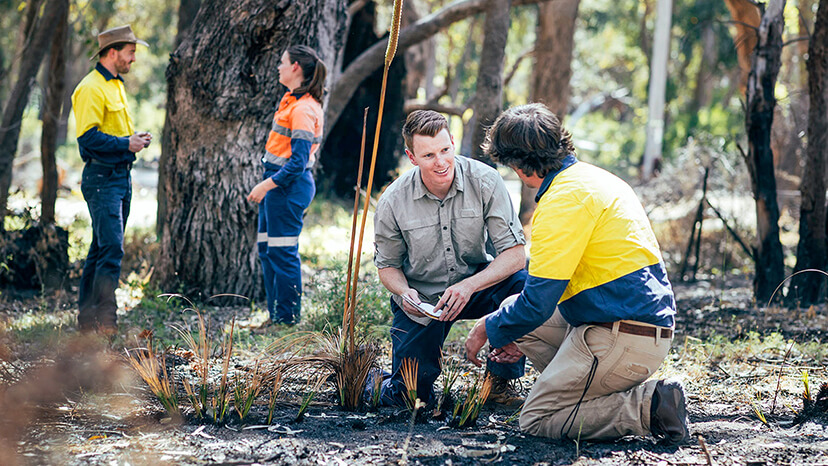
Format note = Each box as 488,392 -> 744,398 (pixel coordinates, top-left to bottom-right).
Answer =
72,64 -> 134,140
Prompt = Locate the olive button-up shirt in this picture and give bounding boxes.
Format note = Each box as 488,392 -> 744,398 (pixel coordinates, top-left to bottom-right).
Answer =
374,155 -> 525,315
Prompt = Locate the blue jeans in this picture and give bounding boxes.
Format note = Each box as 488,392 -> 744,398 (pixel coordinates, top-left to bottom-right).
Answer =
78,162 -> 131,328
380,269 -> 528,406
257,166 -> 315,324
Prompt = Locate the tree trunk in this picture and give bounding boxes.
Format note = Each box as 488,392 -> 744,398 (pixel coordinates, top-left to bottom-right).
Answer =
797,0 -> 815,89
402,0 -> 427,100
320,0 -> 405,198
531,0 -> 579,114
157,0 -> 202,237
7,0 -> 44,95
689,23 -> 717,115
519,0 -> 580,226
158,0 -> 347,299
39,0 -> 69,226
0,0 -> 66,228
468,0 -> 511,163
743,0 -> 786,303
789,0 -> 827,305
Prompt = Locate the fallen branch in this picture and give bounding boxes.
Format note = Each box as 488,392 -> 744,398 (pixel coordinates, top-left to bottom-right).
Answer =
697,434 -> 713,466
705,199 -> 754,261
770,339 -> 795,414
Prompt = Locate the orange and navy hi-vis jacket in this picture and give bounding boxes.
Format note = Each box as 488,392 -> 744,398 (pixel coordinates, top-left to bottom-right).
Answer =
264,91 -> 323,187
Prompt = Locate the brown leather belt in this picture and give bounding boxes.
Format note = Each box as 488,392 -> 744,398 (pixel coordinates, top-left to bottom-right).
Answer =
594,321 -> 673,339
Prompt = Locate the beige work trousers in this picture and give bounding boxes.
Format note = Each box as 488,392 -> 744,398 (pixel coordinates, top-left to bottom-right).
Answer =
515,310 -> 672,441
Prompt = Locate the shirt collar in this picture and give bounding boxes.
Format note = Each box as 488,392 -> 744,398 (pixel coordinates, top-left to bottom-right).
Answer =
535,153 -> 578,202
280,91 -> 307,111
95,62 -> 124,82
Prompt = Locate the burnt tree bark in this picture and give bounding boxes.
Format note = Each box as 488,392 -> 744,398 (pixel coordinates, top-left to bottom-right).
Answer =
468,0 -> 511,163
157,0 -> 202,237
519,0 -> 580,226
39,0 -> 69,226
320,0 -> 404,197
789,0 -> 827,305
158,0 -> 347,299
0,0 -> 66,228
743,0 -> 786,303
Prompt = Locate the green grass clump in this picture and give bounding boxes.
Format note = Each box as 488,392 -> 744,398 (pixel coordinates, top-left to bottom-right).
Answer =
302,256 -> 390,336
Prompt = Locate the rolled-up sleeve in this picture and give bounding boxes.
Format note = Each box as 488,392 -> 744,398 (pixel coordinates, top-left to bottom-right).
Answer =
373,196 -> 406,269
483,175 -> 525,254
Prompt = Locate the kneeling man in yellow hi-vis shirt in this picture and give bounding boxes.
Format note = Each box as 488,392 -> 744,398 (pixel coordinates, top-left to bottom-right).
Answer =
464,103 -> 689,444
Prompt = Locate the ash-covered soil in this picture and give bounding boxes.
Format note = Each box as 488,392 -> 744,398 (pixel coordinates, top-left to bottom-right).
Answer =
5,277 -> 828,465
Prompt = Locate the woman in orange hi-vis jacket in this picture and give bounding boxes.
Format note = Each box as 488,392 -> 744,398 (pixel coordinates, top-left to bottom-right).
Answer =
247,45 -> 326,326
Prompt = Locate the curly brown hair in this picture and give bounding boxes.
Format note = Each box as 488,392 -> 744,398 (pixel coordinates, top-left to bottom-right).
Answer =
482,103 -> 575,178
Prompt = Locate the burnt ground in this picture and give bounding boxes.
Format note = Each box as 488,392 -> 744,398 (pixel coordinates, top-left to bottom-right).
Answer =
3,276 -> 828,466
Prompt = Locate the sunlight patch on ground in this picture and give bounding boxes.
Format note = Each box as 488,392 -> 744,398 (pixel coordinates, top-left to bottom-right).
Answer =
7,309 -> 75,332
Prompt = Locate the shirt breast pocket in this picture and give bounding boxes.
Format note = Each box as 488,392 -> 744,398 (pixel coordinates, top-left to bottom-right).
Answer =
102,101 -> 127,135
453,207 -> 484,250
399,215 -> 441,265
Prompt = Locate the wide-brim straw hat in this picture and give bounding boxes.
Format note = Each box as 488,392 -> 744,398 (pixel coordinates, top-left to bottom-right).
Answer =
90,25 -> 148,60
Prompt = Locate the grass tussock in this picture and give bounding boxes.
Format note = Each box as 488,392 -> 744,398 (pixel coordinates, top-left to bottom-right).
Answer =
450,372 -> 492,429
124,334 -> 179,419
233,361 -> 263,422
435,352 -> 463,418
169,301 -> 235,423
401,357 -> 419,412
303,328 -> 380,411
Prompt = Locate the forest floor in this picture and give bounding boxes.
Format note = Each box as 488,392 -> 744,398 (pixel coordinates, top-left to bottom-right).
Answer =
2,273 -> 828,466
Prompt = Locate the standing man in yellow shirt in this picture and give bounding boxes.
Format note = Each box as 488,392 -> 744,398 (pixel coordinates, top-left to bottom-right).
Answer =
71,25 -> 151,334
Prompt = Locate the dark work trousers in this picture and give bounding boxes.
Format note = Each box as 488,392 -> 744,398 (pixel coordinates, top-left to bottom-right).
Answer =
78,162 -> 131,329
257,165 -> 315,324
380,268 -> 528,406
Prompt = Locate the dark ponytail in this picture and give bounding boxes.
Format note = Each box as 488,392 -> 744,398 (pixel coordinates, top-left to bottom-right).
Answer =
287,45 -> 327,103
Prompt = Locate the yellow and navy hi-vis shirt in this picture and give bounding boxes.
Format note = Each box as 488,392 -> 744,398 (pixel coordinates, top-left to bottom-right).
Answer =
486,155 -> 676,348
264,91 -> 323,187
71,63 -> 136,165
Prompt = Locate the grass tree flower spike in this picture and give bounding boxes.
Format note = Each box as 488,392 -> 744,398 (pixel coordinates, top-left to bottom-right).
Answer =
385,0 -> 403,66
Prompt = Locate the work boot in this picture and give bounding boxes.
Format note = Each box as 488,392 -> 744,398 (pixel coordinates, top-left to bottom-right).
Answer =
486,373 -> 524,407
650,379 -> 690,444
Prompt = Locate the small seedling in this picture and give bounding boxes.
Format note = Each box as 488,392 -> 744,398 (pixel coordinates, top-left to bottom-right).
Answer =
296,373 -> 325,422
450,373 -> 492,428
370,369 -> 383,409
752,392 -> 769,426
233,361 -> 263,422
435,352 -> 462,417
401,357 -> 419,412
802,370 -> 813,406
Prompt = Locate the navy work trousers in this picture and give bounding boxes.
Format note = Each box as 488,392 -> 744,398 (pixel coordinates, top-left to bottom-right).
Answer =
257,166 -> 315,324
380,269 -> 528,406
78,162 -> 131,329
